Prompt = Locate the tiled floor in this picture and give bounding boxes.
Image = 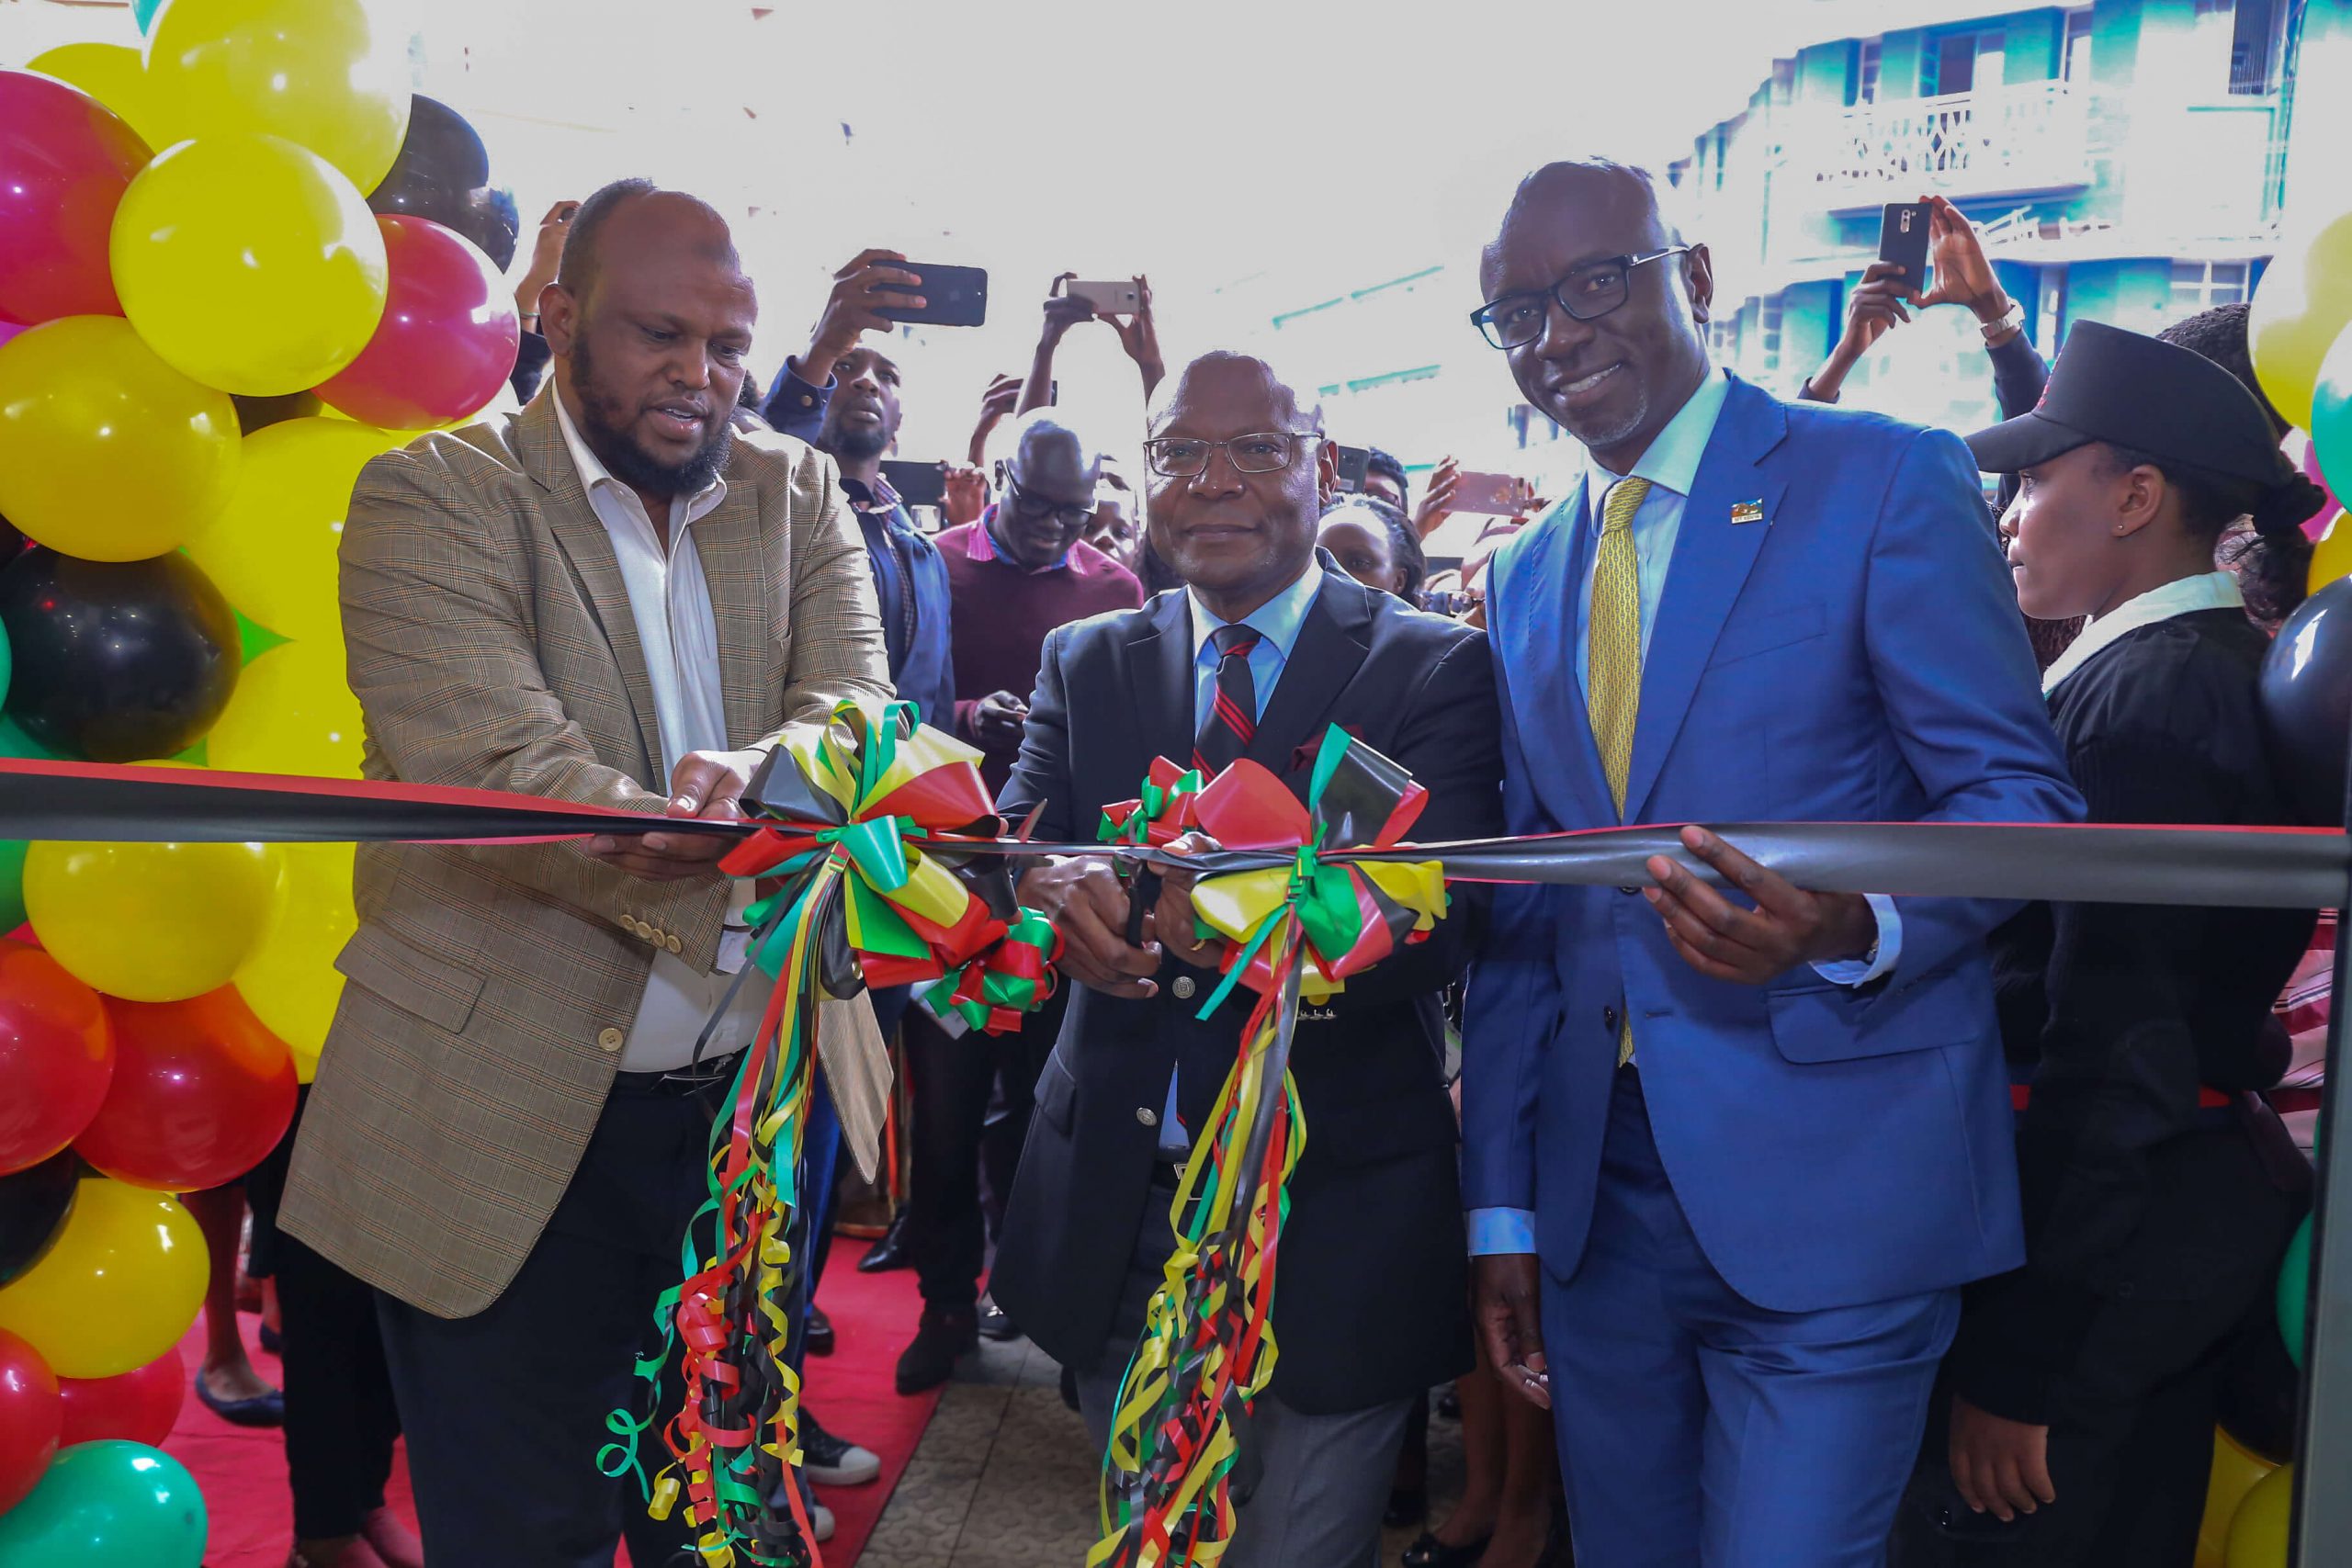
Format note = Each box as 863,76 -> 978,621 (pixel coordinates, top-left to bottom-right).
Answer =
857,1332 -> 1466,1567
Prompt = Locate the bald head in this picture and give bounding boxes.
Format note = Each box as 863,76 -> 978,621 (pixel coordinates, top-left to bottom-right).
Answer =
1148,351 -> 1317,439
1476,157 -> 1712,473
558,180 -> 742,310
994,411 -> 1103,569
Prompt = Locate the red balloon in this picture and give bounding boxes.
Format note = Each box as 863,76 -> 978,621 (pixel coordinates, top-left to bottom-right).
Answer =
0,1327 -> 61,1514
56,1348 -> 185,1449
73,988 -> 295,1191
0,940 -> 114,1176
316,214 -> 519,430
0,72 -> 151,324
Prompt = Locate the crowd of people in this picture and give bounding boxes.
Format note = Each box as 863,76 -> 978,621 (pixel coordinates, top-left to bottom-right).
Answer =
178,153 -> 2327,1568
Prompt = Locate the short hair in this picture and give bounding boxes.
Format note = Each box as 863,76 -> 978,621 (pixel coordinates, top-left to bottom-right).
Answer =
1319,493 -> 1428,604
1007,410 -> 1102,480
1148,350 -> 1315,434
2156,303 -> 2289,439
555,178 -> 657,303
1364,446 -> 1408,506
1488,157 -> 1687,281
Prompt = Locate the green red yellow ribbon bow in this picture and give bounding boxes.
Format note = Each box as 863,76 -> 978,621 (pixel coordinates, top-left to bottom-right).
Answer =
1091,726 -> 1445,1568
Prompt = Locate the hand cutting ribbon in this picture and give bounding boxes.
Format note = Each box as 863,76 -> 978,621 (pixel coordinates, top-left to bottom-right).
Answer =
1089,726 -> 1445,1568
597,699 -> 1062,1568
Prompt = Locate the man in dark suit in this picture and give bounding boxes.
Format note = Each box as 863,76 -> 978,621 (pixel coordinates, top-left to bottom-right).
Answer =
988,350 -> 1504,1566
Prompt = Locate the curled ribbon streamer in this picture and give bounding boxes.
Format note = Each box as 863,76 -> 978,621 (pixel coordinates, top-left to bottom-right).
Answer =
1091,727 -> 1441,1568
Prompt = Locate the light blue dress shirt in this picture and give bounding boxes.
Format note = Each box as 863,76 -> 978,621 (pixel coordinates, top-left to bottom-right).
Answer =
1153,561 -> 1327,1156
1466,374 -> 1899,1257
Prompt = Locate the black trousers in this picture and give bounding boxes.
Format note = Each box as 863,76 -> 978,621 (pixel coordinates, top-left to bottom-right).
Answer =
246,1089 -> 402,1541
1891,1128 -> 2306,1568
375,1069 -> 733,1568
904,998 -> 1057,1314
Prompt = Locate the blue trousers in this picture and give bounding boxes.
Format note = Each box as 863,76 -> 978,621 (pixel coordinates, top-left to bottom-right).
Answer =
1544,1068 -> 1959,1568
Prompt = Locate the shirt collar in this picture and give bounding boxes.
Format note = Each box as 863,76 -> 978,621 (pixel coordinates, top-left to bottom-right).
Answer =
967,504 -> 1078,573
841,468 -> 902,513
1589,367 -> 1734,502
1188,558 -> 1325,660
552,386 -> 729,528
2041,570 -> 2245,695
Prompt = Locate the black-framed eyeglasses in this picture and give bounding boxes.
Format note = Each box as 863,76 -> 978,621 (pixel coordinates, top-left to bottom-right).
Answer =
1470,246 -> 1693,350
1003,473 -> 1096,531
1141,431 -> 1324,479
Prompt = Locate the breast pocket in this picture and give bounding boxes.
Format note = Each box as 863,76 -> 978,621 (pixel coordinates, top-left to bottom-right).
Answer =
1708,600 -> 1826,668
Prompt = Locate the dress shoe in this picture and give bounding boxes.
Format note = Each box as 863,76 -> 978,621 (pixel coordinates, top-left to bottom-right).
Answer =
799,1408 -> 880,1486
1400,1530 -> 1491,1568
1385,1484 -> 1429,1528
976,1292 -> 1019,1342
856,1210 -> 913,1272
805,1303 -> 835,1357
894,1306 -> 978,1394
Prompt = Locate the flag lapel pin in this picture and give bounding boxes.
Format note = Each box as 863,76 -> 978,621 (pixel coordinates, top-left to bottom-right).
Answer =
1729,499 -> 1766,525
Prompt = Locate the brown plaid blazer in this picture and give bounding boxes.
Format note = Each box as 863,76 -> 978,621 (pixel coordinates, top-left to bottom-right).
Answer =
280,394 -> 889,1318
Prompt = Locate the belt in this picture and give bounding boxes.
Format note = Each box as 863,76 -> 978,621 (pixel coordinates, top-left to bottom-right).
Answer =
612,1050 -> 747,1099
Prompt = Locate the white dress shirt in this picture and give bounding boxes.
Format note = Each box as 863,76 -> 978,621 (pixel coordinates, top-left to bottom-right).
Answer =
552,392 -> 763,1072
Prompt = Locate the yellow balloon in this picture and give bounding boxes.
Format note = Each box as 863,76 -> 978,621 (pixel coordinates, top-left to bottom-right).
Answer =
0,1177 -> 204,1379
2226,1461 -> 2294,1566
0,316 -> 242,561
2252,207 -> 2352,432
187,417 -> 407,644
25,43 -> 170,150
207,638 -> 366,777
235,840 -> 355,1080
26,838 -> 283,1002
109,134 -> 388,396
2199,1430 -> 2276,1568
144,0 -> 413,194
2311,510 -> 2352,595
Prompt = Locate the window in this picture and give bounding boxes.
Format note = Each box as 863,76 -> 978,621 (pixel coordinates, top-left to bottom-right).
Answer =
1856,39 -> 1882,105
2229,0 -> 2282,94
1925,28 -> 2003,96
2064,9 -> 2093,81
2170,260 -> 2253,314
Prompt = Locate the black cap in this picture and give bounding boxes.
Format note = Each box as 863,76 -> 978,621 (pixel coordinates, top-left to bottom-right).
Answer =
1965,320 -> 2301,494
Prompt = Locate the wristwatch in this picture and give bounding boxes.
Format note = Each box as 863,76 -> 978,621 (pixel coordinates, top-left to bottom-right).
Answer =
1979,300 -> 2027,344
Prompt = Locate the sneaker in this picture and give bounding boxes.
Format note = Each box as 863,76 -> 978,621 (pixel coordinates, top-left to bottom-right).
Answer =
799,1409 -> 880,1487
894,1306 -> 978,1395
811,1503 -> 835,1543
976,1292 -> 1019,1342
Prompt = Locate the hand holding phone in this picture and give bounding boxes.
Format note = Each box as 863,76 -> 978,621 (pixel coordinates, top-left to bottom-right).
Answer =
876,263 -> 988,327
1065,279 -> 1142,318
1878,202 -> 1932,293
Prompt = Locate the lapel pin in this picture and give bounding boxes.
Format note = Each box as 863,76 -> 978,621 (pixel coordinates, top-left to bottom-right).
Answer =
1730,500 -> 1766,525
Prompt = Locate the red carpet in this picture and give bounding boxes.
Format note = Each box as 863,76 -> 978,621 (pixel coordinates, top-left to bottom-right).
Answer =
165,1239 -> 933,1566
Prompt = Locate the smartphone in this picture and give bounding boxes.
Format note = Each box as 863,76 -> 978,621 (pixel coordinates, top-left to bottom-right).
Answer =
876,263 -> 988,327
878,458 -> 947,510
1065,278 -> 1142,317
1332,445 -> 1372,493
1449,470 -> 1526,516
1878,202 -> 1932,287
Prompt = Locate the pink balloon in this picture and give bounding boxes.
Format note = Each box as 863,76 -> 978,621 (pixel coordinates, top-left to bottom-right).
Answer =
0,71 -> 151,323
316,214 -> 519,430
2303,433 -> 2339,542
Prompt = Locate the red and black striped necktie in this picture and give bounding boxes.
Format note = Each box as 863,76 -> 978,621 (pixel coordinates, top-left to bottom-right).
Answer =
1193,624 -> 1261,774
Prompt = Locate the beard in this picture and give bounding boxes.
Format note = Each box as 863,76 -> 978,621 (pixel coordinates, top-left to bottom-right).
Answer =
570,335 -> 735,498
823,422 -> 890,463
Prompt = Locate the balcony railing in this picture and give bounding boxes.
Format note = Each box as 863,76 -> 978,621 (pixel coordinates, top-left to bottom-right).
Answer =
1777,82 -> 2094,208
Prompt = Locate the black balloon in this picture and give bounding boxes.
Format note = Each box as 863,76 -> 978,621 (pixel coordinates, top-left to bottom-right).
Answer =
0,549 -> 242,762
2214,1314 -> 2303,1466
368,95 -> 518,270
2260,575 -> 2352,825
0,510 -> 23,562
0,1148 -> 78,1286
231,389 -> 322,434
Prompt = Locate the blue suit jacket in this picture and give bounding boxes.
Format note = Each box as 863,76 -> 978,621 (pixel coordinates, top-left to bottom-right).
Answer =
1459,375 -> 2083,1314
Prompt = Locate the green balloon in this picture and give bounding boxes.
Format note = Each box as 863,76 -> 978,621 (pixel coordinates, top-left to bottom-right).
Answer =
0,712 -> 57,936
0,1440 -> 207,1566
132,0 -> 165,30
2280,1214 -> 2313,1371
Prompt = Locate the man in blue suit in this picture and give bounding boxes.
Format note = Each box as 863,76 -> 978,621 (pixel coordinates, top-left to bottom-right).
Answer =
1458,159 -> 2083,1567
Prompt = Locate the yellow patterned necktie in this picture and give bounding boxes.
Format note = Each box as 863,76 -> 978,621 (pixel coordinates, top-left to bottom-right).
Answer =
1589,476 -> 1651,1065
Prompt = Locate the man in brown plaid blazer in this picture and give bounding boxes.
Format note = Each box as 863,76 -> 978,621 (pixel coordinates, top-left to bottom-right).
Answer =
281,180 -> 890,1568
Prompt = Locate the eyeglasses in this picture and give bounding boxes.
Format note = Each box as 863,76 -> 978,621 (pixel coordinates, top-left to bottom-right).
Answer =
1003,474 -> 1096,531
1141,431 -> 1324,479
1470,246 -> 1693,350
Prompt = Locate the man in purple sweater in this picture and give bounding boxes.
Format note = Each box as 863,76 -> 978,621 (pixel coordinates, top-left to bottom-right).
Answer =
894,410 -> 1146,1393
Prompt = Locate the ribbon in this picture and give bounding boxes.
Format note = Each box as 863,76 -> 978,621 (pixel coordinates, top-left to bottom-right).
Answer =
1089,726 -> 1443,1568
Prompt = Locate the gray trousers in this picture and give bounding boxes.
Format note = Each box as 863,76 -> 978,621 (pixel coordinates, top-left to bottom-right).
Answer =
1074,1172 -> 1413,1568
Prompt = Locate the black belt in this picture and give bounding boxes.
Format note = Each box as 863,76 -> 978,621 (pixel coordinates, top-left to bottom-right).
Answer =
612,1050 -> 747,1099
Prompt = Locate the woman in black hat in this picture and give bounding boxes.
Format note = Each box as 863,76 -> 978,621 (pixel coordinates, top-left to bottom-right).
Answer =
1896,322 -> 2320,1566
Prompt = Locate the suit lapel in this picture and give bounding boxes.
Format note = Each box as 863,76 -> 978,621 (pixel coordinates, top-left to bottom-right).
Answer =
1122,591 -> 1198,767
1623,379 -> 1790,821
515,395 -> 662,781
1248,564 -> 1373,781
689,477 -> 771,750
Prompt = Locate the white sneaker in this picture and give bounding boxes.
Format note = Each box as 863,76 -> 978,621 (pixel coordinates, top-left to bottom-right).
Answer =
811,1502 -> 836,1543
801,1411 -> 882,1487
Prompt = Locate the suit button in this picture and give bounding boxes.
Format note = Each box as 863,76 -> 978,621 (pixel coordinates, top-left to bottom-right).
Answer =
666,934 -> 684,954
1136,1107 -> 1159,1128
618,911 -> 638,930
1171,976 -> 1196,1000
1603,1006 -> 1619,1032
598,1027 -> 626,1053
